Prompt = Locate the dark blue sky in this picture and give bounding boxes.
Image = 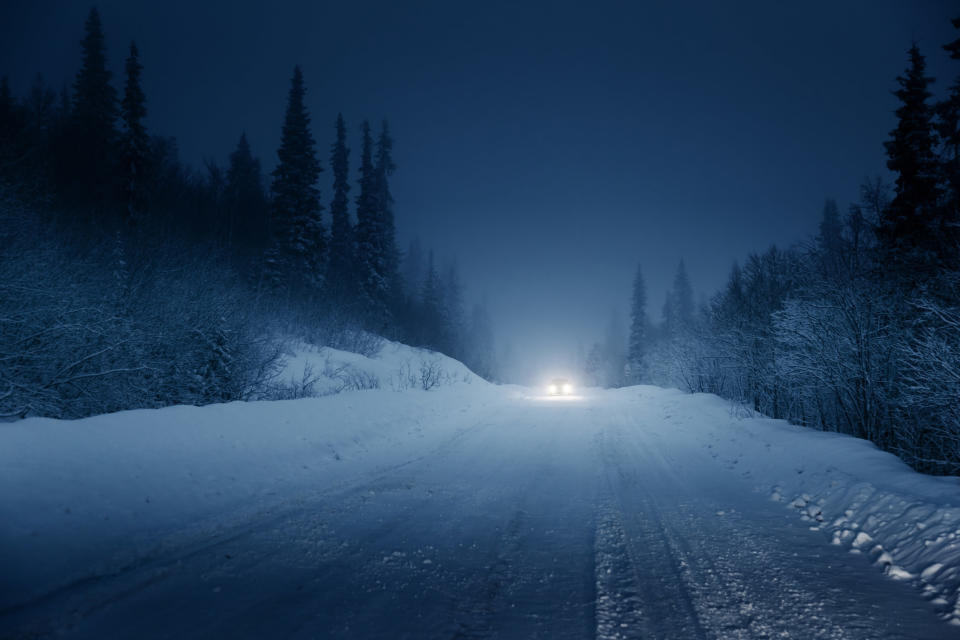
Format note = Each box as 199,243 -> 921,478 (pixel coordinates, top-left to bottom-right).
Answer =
2,0 -> 957,381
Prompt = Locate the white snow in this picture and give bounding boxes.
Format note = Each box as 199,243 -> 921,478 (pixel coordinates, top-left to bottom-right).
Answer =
273,338 -> 479,395
640,388 -> 960,625
0,341 -> 496,609
1,355 -> 959,627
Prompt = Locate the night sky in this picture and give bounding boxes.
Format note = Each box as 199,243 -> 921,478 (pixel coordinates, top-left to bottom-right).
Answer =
2,0 -> 957,381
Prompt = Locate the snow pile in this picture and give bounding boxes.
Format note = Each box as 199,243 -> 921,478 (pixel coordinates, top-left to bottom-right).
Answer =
637,388 -> 960,626
0,341 -> 493,611
272,339 -> 478,397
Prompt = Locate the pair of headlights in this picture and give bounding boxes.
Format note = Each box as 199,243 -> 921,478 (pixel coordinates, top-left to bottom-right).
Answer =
547,383 -> 574,395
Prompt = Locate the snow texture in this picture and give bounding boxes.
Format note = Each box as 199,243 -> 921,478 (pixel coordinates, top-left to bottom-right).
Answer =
670,390 -> 960,627
0,341 -> 486,610
1,349 -> 958,633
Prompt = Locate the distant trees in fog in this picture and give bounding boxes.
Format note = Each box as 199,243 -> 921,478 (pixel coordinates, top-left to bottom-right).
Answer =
0,7 -> 498,420
615,24 -> 960,474
625,263 -> 648,384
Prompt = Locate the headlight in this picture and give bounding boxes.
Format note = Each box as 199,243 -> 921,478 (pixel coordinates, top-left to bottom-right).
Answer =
547,384 -> 558,395
562,383 -> 573,395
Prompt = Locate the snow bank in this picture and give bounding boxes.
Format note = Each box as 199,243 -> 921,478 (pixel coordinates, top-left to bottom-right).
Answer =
272,339 -> 478,397
628,387 -> 960,626
0,341 -> 494,610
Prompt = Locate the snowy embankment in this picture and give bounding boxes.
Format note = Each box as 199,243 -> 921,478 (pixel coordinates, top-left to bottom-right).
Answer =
3,352 -> 959,625
0,341 -> 497,611
642,388 -> 960,625
273,339 -> 477,396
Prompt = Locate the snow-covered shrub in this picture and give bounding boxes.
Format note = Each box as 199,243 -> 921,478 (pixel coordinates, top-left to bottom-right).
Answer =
898,286 -> 960,474
123,249 -> 284,407
773,284 -> 899,442
0,196 -> 284,419
269,362 -> 322,400
321,358 -> 380,393
327,328 -> 384,358
418,359 -> 444,390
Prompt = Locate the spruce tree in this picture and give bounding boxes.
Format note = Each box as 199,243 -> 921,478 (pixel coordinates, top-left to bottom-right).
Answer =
881,45 -> 943,270
661,291 -> 677,338
354,120 -> 390,328
937,19 -> 960,263
327,113 -> 353,299
266,65 -> 324,297
466,301 -> 496,380
226,133 -> 267,256
375,120 -> 399,289
441,261 -> 465,358
120,41 -> 148,226
420,251 -> 445,350
71,6 -> 118,214
627,262 -> 648,383
602,309 -> 627,388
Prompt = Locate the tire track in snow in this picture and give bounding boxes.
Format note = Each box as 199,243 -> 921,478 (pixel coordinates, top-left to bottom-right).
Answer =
603,411 -> 946,640
595,429 -> 708,640
593,499 -> 649,639
0,411 -> 513,639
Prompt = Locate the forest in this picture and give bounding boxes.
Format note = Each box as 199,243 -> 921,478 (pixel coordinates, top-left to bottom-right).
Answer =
599,22 -> 960,474
2,8 -> 959,476
0,8 -> 496,421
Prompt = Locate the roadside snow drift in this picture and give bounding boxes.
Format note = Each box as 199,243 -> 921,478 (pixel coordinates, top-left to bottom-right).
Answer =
273,339 -> 479,396
1,362 -> 958,628
0,341 -> 496,610
630,387 -> 960,626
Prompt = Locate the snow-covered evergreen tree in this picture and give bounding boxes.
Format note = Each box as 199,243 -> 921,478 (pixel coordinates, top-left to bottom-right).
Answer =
441,261 -> 466,358
464,301 -> 497,381
327,113 -> 354,300
70,7 -> 118,215
354,120 -> 392,330
419,251 -> 444,349
938,19 -> 960,235
225,133 -> 268,259
265,66 -> 324,299
881,45 -> 944,271
626,262 -> 648,383
120,41 -> 148,226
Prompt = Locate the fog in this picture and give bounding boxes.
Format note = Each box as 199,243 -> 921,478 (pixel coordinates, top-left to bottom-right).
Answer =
4,2 -> 960,635
2,0 -> 956,384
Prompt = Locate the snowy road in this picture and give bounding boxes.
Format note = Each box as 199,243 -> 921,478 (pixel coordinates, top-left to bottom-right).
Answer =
0,387 -> 953,639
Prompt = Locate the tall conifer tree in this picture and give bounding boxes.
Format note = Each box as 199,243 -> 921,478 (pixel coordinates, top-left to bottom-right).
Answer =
375,120 -> 398,289
327,113 -> 353,298
937,19 -> 960,264
266,65 -> 324,297
354,120 -> 390,327
71,6 -> 118,214
627,262 -> 648,382
120,41 -> 148,226
226,133 -> 267,255
882,45 -> 943,269
420,251 -> 445,350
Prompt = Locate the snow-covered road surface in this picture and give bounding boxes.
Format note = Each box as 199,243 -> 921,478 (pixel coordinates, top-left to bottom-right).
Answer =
1,386 -> 956,639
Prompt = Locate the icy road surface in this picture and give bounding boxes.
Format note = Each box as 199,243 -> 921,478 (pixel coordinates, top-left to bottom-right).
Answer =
0,387 -> 954,639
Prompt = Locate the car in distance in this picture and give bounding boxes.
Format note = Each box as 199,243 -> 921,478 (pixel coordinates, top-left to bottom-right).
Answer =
546,378 -> 574,396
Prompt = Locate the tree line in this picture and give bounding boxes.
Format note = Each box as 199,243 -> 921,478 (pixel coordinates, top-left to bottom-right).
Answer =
0,7 -> 497,419
603,21 -> 960,475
